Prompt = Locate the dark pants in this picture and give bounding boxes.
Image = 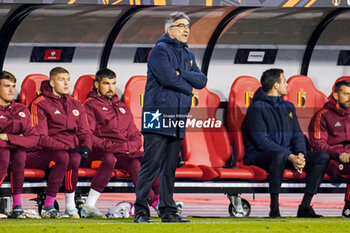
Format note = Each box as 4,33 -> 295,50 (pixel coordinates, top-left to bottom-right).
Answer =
0,148 -> 26,195
254,150 -> 329,194
86,152 -> 160,205
135,133 -> 182,218
26,150 -> 80,196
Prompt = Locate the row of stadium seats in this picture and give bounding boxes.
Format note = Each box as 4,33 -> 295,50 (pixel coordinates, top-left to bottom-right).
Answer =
17,74 -> 350,183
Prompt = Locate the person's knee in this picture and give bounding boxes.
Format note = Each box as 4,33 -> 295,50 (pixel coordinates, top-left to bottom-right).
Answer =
68,152 -> 81,170
54,150 -> 70,167
271,151 -> 287,165
104,154 -> 117,168
0,149 -> 10,166
317,151 -> 330,164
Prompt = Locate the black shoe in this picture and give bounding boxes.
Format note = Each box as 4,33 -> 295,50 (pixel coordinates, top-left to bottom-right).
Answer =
342,206 -> 350,218
269,210 -> 282,218
134,215 -> 152,223
161,213 -> 190,223
11,205 -> 26,219
297,205 -> 323,218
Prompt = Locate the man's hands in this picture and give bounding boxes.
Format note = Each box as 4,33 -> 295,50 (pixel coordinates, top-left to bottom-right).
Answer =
339,153 -> 350,163
176,70 -> 180,76
0,133 -> 8,141
288,153 -> 306,174
69,146 -> 90,166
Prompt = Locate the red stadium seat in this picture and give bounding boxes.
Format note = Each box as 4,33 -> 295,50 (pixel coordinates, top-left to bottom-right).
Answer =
123,75 -> 203,179
183,86 -> 255,180
332,76 -> 350,93
284,75 -> 328,138
72,75 -> 95,102
23,169 -> 45,179
20,74 -> 49,106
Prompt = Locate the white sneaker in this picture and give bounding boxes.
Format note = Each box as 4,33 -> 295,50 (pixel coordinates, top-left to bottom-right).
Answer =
65,207 -> 80,218
107,201 -> 132,218
0,213 -> 7,219
81,206 -> 106,218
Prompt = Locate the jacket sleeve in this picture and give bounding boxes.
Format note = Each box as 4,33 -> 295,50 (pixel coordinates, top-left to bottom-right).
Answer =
7,108 -> 39,148
148,45 -> 193,95
309,111 -> 345,159
76,104 -> 92,150
290,107 -> 307,155
126,115 -> 142,154
180,53 -> 207,90
84,101 -> 128,153
31,102 -> 69,150
246,106 -> 292,157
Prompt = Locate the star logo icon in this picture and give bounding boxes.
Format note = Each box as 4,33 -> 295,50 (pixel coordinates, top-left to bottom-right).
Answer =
151,109 -> 161,122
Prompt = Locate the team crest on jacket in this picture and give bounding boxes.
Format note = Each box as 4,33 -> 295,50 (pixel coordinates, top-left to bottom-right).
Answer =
119,107 -> 126,114
72,109 -> 80,116
288,112 -> 293,119
18,112 -> 26,118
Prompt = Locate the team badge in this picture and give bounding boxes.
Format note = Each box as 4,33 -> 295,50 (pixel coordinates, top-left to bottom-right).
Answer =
119,107 -> 126,114
288,112 -> 293,119
339,164 -> 344,171
18,112 -> 26,118
72,109 -> 80,116
332,0 -> 341,6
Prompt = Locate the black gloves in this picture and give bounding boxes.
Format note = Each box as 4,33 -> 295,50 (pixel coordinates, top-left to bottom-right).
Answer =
68,146 -> 90,166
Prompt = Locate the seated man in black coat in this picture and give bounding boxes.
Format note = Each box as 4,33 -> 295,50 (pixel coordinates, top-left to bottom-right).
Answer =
243,68 -> 329,218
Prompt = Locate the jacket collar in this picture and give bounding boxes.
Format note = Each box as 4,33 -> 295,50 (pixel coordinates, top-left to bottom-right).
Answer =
0,101 -> 15,111
40,80 -> 71,101
253,87 -> 284,107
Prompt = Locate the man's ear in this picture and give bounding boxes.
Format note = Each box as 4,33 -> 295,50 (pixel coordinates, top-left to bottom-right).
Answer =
49,79 -> 54,88
333,92 -> 339,101
93,80 -> 99,89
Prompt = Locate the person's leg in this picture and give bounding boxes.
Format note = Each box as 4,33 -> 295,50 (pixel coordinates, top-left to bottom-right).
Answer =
81,152 -> 116,218
134,133 -> 168,220
64,151 -> 81,217
9,149 -> 26,218
26,150 -> 69,218
115,155 -> 158,208
297,151 -> 329,218
158,138 -> 182,219
0,148 -> 10,187
254,150 -> 287,217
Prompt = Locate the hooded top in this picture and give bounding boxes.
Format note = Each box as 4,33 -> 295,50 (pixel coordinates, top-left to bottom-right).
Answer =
141,33 -> 207,139
243,87 -> 306,165
83,89 -> 141,155
29,80 -> 92,150
309,95 -> 350,160
0,101 -> 39,148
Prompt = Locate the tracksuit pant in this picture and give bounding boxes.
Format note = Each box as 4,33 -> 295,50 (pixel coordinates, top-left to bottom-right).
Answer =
135,133 -> 182,218
25,150 -> 81,196
254,150 -> 329,194
0,148 -> 26,195
86,152 -> 160,206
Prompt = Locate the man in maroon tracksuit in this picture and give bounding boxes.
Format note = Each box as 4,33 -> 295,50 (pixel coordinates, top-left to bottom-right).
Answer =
26,67 -> 92,218
0,71 -> 39,219
82,68 -> 160,218
309,80 -> 350,218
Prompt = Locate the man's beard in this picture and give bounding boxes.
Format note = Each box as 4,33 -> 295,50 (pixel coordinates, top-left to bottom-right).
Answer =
338,101 -> 350,110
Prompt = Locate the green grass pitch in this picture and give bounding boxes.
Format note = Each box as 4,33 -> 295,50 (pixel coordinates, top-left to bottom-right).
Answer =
0,217 -> 349,233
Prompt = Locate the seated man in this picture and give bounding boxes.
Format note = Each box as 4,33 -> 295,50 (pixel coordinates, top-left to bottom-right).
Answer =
82,68 -> 160,218
243,68 -> 329,218
27,67 -> 91,218
309,80 -> 350,218
0,71 -> 38,218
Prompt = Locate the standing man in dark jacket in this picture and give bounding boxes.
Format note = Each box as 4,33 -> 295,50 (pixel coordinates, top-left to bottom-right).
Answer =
309,80 -> 350,217
0,71 -> 39,218
243,68 -> 329,218
134,12 -> 207,223
27,67 -> 92,218
82,68 -> 160,218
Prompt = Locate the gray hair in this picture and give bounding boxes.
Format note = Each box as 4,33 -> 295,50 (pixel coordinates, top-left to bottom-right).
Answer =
164,11 -> 190,33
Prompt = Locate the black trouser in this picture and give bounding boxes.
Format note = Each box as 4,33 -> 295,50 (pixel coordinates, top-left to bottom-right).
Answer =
135,133 -> 182,218
254,150 -> 329,194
